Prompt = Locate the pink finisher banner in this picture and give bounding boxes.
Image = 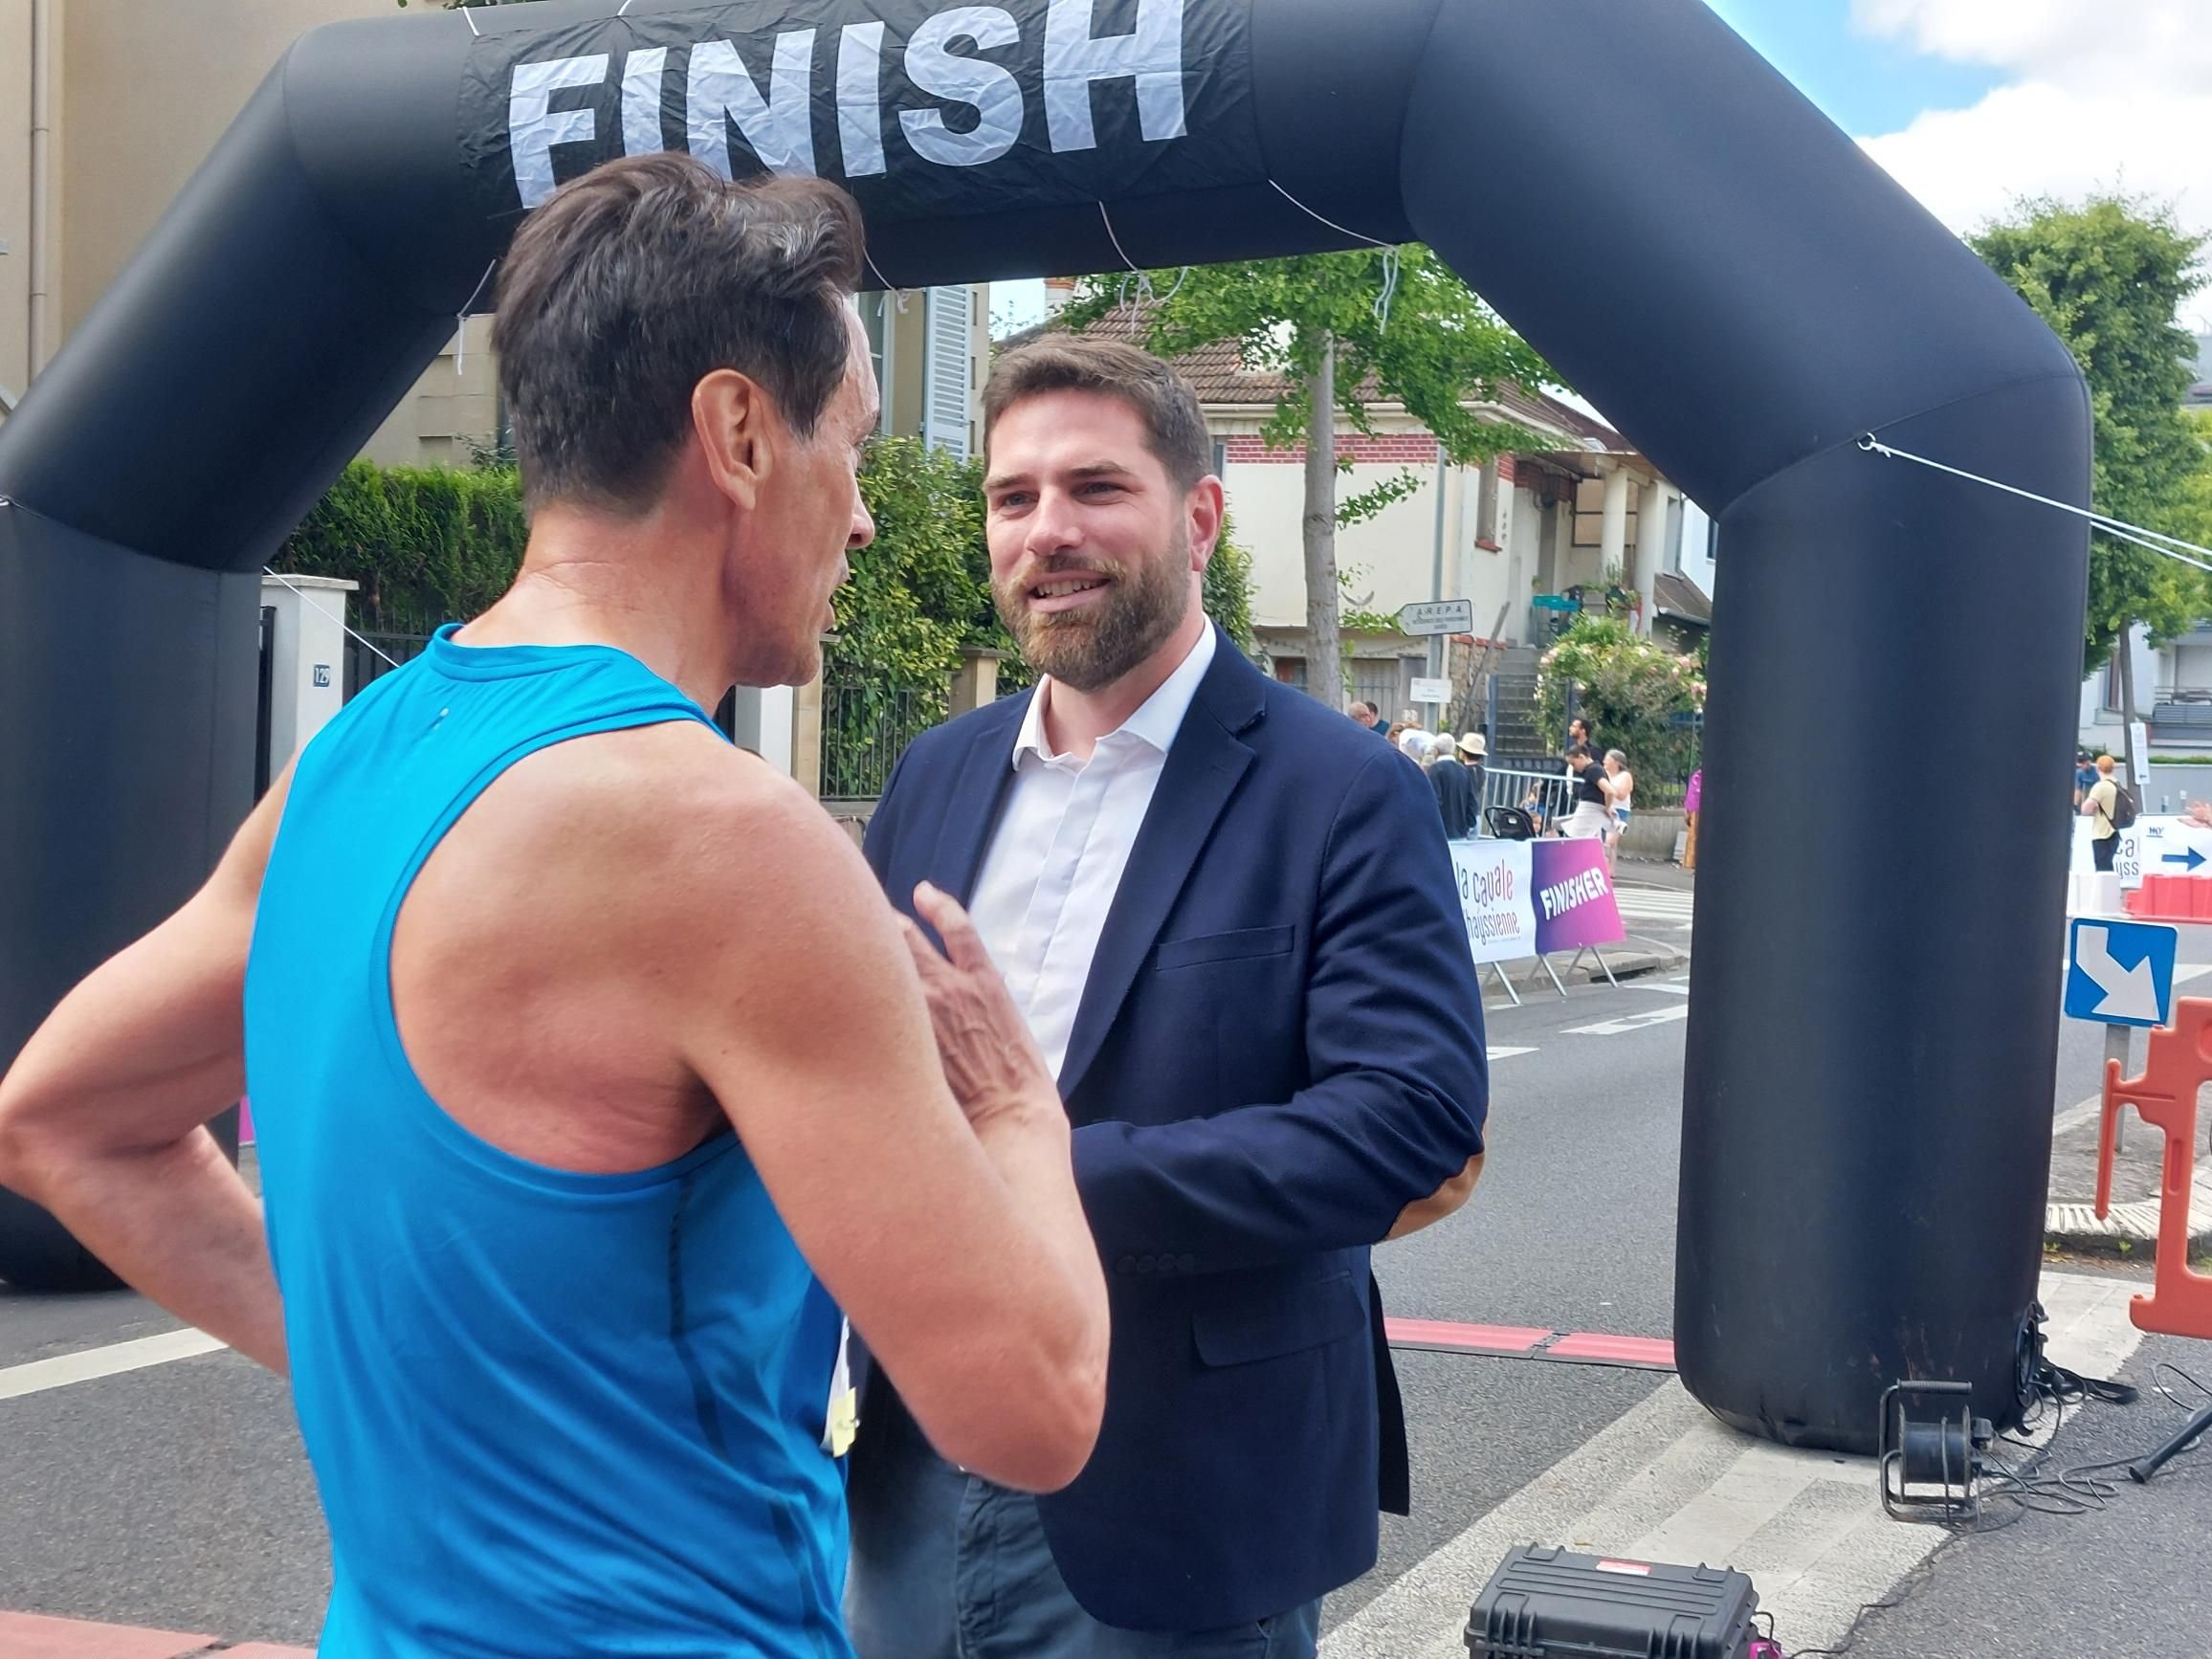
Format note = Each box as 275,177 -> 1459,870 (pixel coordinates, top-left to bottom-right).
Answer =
1530,839 -> 1626,954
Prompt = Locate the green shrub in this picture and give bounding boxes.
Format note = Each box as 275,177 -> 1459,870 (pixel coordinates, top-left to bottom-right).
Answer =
275,444 -> 1257,701
275,460 -> 526,632
1536,616 -> 1705,780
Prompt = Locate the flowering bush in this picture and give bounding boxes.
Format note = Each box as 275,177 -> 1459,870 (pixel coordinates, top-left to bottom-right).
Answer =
1535,617 -> 1705,781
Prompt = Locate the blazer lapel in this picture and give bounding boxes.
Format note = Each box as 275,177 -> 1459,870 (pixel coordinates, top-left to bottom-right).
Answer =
1055,636 -> 1265,1103
926,692 -> 1029,908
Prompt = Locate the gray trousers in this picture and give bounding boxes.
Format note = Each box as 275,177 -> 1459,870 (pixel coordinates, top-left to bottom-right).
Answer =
845,1405 -> 1321,1659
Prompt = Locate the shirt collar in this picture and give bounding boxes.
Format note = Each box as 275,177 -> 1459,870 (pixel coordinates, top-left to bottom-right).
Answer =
1010,624 -> 1218,769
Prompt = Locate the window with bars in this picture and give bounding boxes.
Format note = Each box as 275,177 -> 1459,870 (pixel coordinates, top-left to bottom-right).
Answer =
1266,656 -> 1407,710
1354,658 -> 1411,718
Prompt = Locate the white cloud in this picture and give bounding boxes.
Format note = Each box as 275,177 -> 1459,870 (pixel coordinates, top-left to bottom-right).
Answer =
1851,0 -> 2212,329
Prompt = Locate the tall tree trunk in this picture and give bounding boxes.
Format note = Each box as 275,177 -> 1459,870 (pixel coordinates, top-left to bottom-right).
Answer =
1303,329 -> 1343,713
2118,624 -> 2141,800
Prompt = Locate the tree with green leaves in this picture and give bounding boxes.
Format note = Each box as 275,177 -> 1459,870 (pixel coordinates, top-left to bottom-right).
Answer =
2176,408 -> 2212,558
1972,194 -> 2208,791
1062,249 -> 1548,710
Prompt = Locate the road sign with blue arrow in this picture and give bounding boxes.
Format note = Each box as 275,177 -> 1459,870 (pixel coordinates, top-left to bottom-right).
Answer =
2162,848 -> 2208,871
2065,918 -> 2178,1029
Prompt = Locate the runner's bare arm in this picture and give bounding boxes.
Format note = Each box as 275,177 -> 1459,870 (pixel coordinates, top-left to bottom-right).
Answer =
0,769 -> 294,1373
671,773 -> 1108,1493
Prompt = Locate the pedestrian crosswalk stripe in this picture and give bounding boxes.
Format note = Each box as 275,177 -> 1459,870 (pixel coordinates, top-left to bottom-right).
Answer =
1614,888 -> 1694,921
1565,1005 -> 1691,1037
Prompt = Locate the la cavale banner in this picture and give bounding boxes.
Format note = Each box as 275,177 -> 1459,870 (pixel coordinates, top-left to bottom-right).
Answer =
1449,838 -> 1626,967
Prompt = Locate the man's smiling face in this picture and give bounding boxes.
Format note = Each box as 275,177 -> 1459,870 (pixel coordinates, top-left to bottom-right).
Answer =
983,388 -> 1198,693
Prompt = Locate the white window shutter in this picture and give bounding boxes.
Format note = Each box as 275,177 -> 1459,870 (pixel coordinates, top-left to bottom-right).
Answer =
922,285 -> 972,460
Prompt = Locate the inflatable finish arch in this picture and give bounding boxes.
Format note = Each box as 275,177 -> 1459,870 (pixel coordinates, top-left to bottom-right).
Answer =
0,0 -> 2090,1453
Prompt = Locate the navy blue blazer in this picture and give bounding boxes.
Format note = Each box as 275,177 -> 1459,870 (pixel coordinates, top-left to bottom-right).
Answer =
860,630 -> 1489,1631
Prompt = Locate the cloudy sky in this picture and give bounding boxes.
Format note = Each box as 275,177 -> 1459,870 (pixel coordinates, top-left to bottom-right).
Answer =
999,0 -> 2207,335
1714,0 -> 2210,326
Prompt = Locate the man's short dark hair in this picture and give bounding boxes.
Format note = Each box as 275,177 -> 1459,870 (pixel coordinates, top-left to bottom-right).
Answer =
1566,744 -> 1594,763
983,334 -> 1212,491
492,154 -> 866,515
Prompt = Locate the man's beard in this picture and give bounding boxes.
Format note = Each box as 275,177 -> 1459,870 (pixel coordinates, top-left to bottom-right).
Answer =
994,536 -> 1192,693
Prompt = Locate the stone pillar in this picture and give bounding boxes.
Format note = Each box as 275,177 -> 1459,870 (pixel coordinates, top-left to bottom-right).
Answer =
1600,464 -> 1630,588
1542,494 -> 1572,594
259,573 -> 356,775
1633,476 -> 1667,635
1476,457 -> 1506,551
755,685 -> 794,776
949,648 -> 1004,717
791,663 -> 825,799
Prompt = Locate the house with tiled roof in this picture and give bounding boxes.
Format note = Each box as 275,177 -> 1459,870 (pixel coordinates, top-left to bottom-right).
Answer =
1012,291 -> 1714,728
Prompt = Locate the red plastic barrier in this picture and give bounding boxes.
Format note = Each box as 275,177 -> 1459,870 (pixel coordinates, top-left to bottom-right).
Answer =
2097,1001 -> 2212,1340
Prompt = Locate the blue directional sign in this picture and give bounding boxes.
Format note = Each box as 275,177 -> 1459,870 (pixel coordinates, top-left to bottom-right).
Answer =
2065,919 -> 2178,1029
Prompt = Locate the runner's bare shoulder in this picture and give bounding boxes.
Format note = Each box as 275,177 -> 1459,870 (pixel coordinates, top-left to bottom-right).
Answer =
398,717 -> 875,986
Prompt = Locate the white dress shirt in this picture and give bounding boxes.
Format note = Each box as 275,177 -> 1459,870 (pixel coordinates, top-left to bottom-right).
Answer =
967,626 -> 1218,1081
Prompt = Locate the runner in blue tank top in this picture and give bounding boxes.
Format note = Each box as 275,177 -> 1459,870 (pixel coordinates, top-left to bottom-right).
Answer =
0,157 -> 1104,1657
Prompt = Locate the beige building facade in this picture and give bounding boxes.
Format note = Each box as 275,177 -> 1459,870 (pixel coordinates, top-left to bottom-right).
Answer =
0,0 -> 499,459
2,3 -> 988,466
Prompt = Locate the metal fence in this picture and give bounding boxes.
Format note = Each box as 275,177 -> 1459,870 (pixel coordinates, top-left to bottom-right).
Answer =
819,680 -> 939,800
1476,763 -> 1690,833
1479,764 -> 1575,836
343,628 -> 434,700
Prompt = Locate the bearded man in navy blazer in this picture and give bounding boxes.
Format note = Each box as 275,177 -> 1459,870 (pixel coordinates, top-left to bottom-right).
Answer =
846,336 -> 1489,1659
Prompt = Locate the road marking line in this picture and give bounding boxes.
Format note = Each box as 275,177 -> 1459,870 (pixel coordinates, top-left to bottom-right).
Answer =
1635,983 -> 1692,997
1325,1268 -> 2147,1659
0,1329 -> 226,1403
1486,1046 -> 1538,1061
1564,1005 -> 1691,1036
1628,1441 -> 1827,1571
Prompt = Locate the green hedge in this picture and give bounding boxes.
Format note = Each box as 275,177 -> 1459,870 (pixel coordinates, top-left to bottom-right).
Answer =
275,460 -> 527,633
275,447 -> 1257,683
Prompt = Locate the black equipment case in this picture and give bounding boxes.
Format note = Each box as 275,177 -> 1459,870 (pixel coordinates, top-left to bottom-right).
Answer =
1466,1544 -> 1759,1658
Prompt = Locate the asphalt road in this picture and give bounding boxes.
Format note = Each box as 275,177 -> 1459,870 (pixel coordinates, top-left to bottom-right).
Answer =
4,919 -> 2205,1654
0,963 -> 1699,1647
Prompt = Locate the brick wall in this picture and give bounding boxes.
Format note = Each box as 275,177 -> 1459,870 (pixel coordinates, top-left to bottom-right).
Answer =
1224,433 -> 1442,466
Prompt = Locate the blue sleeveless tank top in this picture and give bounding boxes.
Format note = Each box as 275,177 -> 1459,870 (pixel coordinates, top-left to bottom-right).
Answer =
245,627 -> 852,1659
